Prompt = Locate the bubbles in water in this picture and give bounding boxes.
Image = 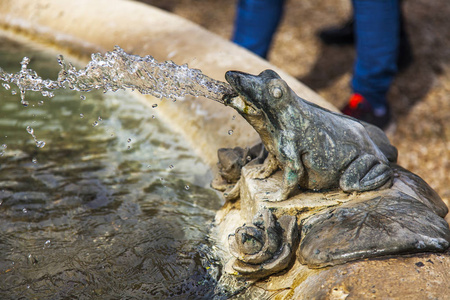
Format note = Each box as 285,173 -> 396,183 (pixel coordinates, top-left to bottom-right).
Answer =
80,95 -> 86,100
44,240 -> 51,245
152,104 -> 158,108
246,155 -> 252,161
232,115 -> 236,120
2,144 -> 6,149
2,83 -> 10,90
98,116 -> 102,121
228,130 -> 234,135
184,185 -> 190,190
38,100 -> 44,105
11,90 -> 17,95
151,115 -> 156,119
169,165 -> 174,169
22,208 -> 28,213
26,126 -> 34,134
80,113 -> 84,118
92,121 -> 99,127
32,158 -> 37,163
127,138 -> 132,143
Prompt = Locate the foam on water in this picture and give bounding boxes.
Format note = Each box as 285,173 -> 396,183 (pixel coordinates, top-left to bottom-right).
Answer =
0,46 -> 233,105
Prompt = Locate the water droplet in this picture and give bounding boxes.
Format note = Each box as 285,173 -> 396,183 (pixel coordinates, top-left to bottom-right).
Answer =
80,113 -> 84,118
26,126 -> 34,135
22,208 -> 28,213
36,141 -> 45,148
2,83 -> 10,90
127,145 -> 131,150
228,130 -> 234,135
169,165 -> 174,169
127,138 -> 132,143
21,56 -> 30,65
80,95 -> 86,100
11,90 -> 17,95
152,115 -> 156,119
184,185 -> 190,190
38,100 -> 44,105
32,158 -> 37,164
98,116 -> 102,121
44,240 -> 51,246
92,121 -> 99,127
21,100 -> 29,107
152,104 -> 158,108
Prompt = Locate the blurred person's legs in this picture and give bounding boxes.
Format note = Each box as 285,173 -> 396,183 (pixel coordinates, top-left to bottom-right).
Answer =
342,0 -> 400,129
232,0 -> 285,58
318,0 -> 411,71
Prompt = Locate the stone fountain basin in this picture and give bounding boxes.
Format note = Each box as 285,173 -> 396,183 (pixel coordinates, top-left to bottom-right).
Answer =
1,0 -> 449,299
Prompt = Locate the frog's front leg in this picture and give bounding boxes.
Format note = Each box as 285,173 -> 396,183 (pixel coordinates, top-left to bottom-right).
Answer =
269,163 -> 301,202
340,153 -> 393,192
248,152 -> 279,179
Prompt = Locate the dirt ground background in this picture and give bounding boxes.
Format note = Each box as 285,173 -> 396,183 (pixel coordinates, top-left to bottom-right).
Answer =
138,0 -> 450,217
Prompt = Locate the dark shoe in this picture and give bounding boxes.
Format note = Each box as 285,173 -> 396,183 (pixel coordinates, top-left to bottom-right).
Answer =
318,19 -> 354,45
397,17 -> 413,72
342,93 -> 391,130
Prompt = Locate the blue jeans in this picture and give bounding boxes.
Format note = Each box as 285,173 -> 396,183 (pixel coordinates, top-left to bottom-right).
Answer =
233,0 -> 400,110
232,0 -> 285,58
352,0 -> 400,110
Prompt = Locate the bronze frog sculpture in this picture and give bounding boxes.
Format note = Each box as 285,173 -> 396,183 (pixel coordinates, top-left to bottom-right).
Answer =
223,70 -> 398,201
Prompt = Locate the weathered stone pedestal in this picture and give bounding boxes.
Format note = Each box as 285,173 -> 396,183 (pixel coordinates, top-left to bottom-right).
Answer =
212,163 -> 450,299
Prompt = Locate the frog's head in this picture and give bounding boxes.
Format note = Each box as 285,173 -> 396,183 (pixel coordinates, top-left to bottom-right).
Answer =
224,70 -> 290,116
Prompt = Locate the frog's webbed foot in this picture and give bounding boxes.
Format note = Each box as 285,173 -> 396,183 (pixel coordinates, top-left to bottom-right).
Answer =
247,152 -> 279,179
340,153 -> 393,192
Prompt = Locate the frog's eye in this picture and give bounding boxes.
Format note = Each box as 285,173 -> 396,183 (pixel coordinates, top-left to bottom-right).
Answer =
271,86 -> 283,99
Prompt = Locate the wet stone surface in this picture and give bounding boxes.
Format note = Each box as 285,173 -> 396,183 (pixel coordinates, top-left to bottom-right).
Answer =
298,191 -> 450,268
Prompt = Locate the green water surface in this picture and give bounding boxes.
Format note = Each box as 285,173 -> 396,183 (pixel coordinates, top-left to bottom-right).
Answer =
0,34 -> 222,299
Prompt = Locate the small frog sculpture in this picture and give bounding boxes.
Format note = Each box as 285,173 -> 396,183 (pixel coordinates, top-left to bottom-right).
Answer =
223,70 -> 398,201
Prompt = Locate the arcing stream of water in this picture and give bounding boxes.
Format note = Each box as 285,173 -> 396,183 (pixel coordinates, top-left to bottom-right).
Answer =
0,45 -> 233,107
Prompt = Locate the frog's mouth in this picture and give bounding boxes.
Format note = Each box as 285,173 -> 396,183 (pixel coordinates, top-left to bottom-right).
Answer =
223,71 -> 261,116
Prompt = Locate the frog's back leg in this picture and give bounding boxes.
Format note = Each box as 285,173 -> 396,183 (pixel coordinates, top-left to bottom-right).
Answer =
361,121 -> 398,163
340,153 -> 393,192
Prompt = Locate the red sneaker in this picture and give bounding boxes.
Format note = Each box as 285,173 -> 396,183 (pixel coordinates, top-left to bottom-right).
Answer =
342,93 -> 391,130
